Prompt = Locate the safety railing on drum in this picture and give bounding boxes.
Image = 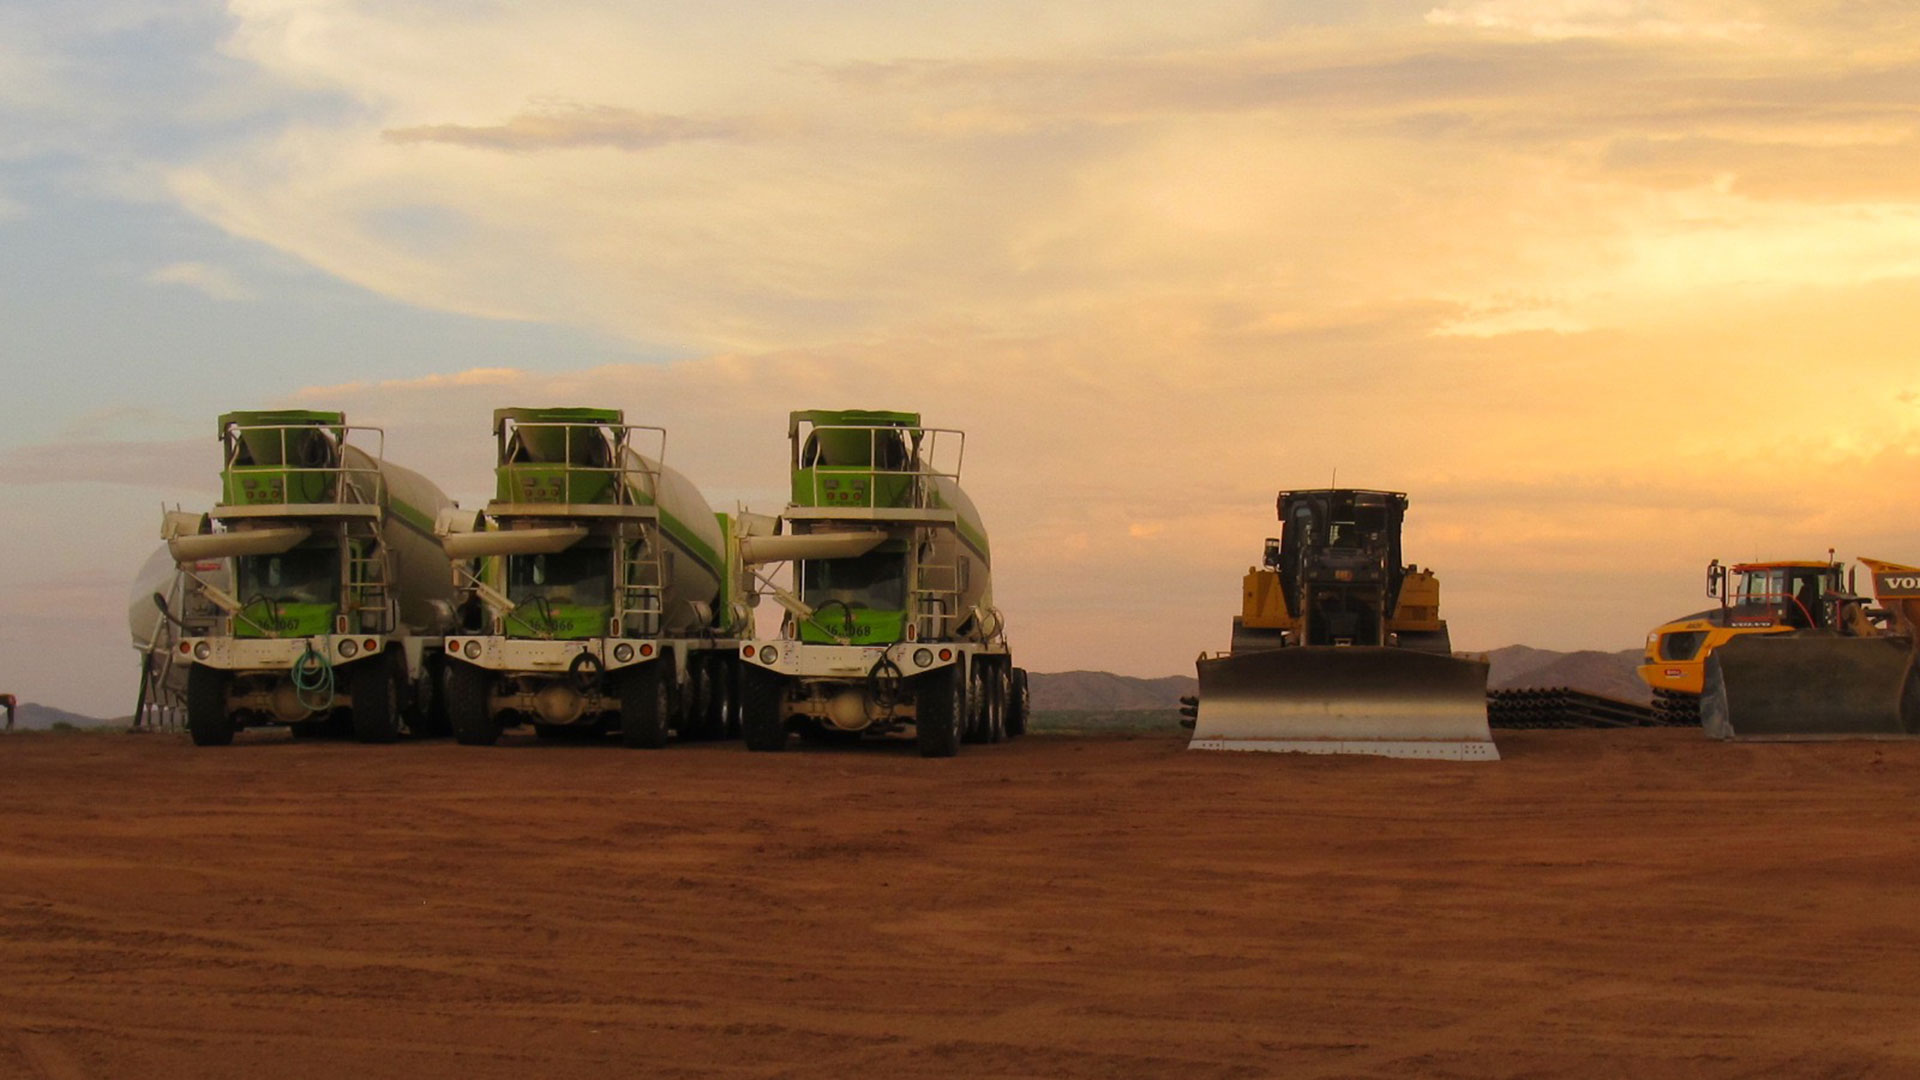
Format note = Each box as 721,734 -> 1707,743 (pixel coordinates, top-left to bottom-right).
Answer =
790,423 -> 965,511
219,422 -> 387,509
495,420 -> 666,507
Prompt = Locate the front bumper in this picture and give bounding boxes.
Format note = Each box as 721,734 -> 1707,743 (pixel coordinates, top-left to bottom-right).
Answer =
738,641 -> 957,680
443,635 -> 656,675
177,634 -> 388,672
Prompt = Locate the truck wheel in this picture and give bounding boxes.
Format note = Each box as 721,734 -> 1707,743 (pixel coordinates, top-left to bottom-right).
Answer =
987,662 -> 1008,744
1006,668 -> 1030,738
962,660 -> 989,744
710,658 -> 740,739
620,664 -> 670,749
741,666 -> 788,752
350,655 -> 401,744
447,661 -> 500,746
915,665 -> 963,758
682,658 -> 725,741
185,665 -> 234,747
411,655 -> 452,738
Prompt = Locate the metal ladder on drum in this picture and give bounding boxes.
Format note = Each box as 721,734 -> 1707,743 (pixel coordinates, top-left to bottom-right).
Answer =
621,535 -> 667,637
912,531 -> 960,640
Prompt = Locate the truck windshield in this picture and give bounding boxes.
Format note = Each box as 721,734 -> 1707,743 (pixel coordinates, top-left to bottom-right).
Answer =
236,545 -> 339,605
508,547 -> 611,608
801,552 -> 906,611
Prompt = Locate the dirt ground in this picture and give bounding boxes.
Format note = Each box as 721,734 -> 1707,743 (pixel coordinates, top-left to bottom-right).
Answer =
4,728 -> 1920,1079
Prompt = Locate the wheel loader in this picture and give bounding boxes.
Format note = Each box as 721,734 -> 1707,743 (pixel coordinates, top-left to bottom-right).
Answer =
1637,558 -> 1852,724
1701,558 -> 1920,739
1185,489 -> 1496,760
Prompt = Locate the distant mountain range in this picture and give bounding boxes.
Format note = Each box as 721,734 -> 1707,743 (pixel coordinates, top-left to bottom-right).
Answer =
1483,646 -> 1651,704
1030,646 -> 1651,711
6,703 -> 117,731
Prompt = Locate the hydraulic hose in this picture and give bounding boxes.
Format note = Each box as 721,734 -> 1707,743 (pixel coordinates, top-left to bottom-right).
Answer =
293,641 -> 335,713
569,648 -> 606,694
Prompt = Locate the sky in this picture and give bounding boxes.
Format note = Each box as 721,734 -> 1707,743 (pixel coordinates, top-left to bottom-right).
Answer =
3,0 -> 1918,716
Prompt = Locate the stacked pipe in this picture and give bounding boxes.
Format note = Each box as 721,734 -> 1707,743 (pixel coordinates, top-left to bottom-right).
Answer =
1650,688 -> 1701,726
1487,687 -> 1662,729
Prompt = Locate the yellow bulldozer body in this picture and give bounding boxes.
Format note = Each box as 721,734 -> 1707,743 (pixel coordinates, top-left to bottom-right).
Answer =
1240,566 -> 1446,639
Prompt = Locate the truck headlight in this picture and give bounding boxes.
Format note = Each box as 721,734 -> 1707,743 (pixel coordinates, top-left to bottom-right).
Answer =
760,646 -> 778,665
192,641 -> 210,660
612,643 -> 635,663
463,639 -> 481,659
338,639 -> 359,658
913,648 -> 933,668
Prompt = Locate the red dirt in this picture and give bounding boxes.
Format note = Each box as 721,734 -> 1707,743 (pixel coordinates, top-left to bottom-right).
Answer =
4,728 -> 1920,1079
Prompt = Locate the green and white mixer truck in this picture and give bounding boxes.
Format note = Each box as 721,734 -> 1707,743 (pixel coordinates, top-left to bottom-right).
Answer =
160,410 -> 459,745
737,409 -> 1026,757
437,408 -> 765,747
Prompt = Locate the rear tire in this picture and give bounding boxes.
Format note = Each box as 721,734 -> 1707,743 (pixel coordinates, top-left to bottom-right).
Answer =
410,655 -> 452,737
680,660 -> 714,740
1006,667 -> 1029,738
915,665 -> 963,758
185,665 -> 234,747
962,660 -> 989,744
447,661 -> 500,746
620,664 -> 670,749
350,655 -> 401,744
987,662 -> 1008,743
741,666 -> 788,752
711,658 -> 740,739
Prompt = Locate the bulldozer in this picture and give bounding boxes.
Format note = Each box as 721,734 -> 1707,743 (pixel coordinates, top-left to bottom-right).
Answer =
1701,558 -> 1920,739
1185,489 -> 1497,760
1637,558 -> 1852,724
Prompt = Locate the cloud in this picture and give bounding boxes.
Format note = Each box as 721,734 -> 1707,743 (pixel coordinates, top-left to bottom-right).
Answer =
145,260 -> 256,301
384,105 -> 756,152
0,437 -> 206,490
156,1 -> 1920,362
1424,1 -> 1767,41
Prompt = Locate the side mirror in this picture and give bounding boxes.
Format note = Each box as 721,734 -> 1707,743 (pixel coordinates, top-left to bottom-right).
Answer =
151,591 -> 170,615
1706,559 -> 1725,599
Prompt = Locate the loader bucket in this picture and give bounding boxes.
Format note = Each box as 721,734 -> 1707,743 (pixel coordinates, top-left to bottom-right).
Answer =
1701,634 -> 1919,740
1189,647 -> 1497,760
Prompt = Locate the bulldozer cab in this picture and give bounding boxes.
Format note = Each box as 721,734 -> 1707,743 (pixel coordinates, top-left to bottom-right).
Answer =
1274,490 -> 1408,646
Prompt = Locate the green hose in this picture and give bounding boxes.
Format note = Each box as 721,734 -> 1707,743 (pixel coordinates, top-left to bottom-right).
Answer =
293,642 -> 335,713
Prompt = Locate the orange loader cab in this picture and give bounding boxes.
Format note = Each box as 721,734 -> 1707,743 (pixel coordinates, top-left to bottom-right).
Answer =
1637,558 -> 1852,722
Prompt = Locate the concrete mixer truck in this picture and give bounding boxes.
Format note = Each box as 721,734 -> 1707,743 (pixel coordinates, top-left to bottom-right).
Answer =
159,410 -> 459,746
736,409 -> 1026,757
437,408 -> 765,747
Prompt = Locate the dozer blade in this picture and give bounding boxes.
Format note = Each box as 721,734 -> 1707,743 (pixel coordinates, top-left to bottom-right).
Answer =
1189,647 -> 1497,760
1702,634 -> 1919,740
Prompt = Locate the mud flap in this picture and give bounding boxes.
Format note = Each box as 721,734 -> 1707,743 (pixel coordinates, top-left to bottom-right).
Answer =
1189,647 -> 1497,760
1702,634 -> 1919,740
